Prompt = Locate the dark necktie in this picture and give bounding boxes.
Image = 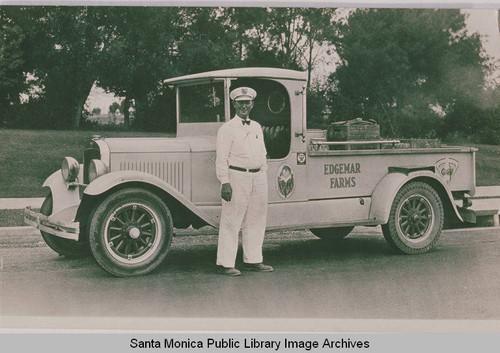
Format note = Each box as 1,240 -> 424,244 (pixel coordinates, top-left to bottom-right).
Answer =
242,119 -> 250,125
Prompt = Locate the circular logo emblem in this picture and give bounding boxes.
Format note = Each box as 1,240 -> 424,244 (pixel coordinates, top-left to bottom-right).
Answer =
276,164 -> 295,199
435,157 -> 459,183
297,152 -> 306,165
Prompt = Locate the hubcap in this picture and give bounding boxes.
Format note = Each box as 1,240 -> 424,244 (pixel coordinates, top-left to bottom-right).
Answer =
104,203 -> 161,263
128,227 -> 141,239
397,195 -> 434,241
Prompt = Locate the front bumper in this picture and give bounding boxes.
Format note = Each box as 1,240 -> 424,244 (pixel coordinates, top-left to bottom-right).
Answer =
24,207 -> 80,241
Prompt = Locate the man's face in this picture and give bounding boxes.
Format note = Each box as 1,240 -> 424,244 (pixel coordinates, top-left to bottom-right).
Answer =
233,99 -> 254,120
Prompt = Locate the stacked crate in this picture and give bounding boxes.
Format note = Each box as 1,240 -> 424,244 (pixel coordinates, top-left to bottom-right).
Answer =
326,118 -> 380,150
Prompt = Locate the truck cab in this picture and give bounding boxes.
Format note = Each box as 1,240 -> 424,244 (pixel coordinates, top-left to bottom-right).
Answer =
25,67 -> 477,277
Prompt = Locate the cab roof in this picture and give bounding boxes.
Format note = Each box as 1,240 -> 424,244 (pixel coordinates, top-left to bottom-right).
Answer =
163,67 -> 308,85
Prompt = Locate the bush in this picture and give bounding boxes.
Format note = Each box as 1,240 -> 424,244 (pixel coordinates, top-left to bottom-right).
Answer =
442,101 -> 500,145
469,111 -> 500,145
306,88 -> 330,130
2,100 -> 58,129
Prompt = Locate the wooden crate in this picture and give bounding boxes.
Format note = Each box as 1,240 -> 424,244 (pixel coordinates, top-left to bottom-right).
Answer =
327,118 -> 380,141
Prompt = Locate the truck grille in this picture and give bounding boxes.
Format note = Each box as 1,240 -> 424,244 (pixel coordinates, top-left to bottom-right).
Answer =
83,147 -> 100,184
119,161 -> 185,193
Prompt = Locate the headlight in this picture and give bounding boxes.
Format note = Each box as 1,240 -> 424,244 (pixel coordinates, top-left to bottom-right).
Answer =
61,157 -> 80,182
88,159 -> 108,183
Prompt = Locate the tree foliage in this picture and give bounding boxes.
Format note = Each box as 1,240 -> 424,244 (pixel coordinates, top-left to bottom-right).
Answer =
232,7 -> 338,84
3,6 -> 114,128
95,7 -> 181,127
0,6 -> 497,142
0,8 -> 25,120
328,9 -> 491,138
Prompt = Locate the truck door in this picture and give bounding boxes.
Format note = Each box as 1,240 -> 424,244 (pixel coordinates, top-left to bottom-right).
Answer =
230,78 -> 307,203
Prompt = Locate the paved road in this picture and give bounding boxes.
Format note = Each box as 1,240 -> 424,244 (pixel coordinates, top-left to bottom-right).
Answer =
1,227 -> 499,326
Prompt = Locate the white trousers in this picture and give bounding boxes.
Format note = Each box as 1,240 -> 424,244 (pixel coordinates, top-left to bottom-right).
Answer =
216,169 -> 268,268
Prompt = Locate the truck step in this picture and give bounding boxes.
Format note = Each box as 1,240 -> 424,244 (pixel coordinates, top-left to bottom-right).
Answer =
468,186 -> 500,200
458,197 -> 500,228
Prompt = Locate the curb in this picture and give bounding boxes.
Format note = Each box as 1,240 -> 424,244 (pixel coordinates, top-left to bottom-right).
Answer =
0,198 -> 44,210
0,226 -> 40,236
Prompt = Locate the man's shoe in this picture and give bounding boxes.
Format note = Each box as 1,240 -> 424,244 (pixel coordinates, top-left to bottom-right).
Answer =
243,263 -> 274,272
217,266 -> 241,276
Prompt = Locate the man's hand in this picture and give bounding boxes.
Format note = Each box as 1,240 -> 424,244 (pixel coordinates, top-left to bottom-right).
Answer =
221,183 -> 232,202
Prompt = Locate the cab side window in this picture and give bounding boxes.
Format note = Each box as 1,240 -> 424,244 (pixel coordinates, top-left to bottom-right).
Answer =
230,79 -> 291,159
179,82 -> 224,123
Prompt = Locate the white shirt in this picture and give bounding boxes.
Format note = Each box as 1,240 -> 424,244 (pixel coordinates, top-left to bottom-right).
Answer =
216,115 -> 268,184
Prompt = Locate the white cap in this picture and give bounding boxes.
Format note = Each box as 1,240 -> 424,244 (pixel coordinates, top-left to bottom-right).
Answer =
230,87 -> 257,101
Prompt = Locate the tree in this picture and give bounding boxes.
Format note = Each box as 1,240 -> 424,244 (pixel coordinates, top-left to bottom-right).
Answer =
173,8 -> 247,74
327,9 -> 489,138
108,102 -> 120,114
1,6 -> 341,131
234,8 -> 338,85
95,7 -> 182,128
227,8 -> 340,127
7,6 -> 113,128
0,8 -> 25,120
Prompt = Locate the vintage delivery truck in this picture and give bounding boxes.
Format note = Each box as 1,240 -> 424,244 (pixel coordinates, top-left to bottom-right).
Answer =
25,68 -> 478,276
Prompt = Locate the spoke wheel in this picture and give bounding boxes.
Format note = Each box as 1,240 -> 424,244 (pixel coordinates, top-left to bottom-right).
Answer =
104,203 -> 162,263
310,226 -> 354,241
397,195 -> 434,242
39,193 -> 89,258
89,188 -> 173,277
382,182 -> 443,254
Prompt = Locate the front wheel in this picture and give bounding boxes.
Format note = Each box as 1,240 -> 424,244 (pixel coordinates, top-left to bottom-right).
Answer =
310,226 -> 354,241
88,188 -> 173,277
382,182 -> 443,254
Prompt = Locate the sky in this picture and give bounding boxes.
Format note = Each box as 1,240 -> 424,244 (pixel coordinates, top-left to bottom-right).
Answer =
464,9 -> 500,83
85,86 -> 123,114
85,8 -> 500,113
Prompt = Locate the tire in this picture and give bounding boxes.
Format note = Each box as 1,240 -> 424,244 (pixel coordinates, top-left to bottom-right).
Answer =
88,188 -> 173,277
381,182 -> 444,254
310,226 -> 354,241
40,193 -> 89,258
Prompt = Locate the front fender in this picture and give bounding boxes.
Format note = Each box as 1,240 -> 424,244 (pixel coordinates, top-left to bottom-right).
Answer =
42,166 -> 83,215
83,170 -> 219,227
369,170 -> 462,224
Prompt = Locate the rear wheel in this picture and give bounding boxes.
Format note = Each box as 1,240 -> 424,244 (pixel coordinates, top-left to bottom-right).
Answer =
88,188 -> 173,277
382,182 -> 443,254
310,226 -> 354,241
40,193 -> 89,258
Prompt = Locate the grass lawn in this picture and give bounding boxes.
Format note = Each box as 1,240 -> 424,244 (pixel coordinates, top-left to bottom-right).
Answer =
463,143 -> 500,187
0,128 -> 499,199
0,128 -> 169,198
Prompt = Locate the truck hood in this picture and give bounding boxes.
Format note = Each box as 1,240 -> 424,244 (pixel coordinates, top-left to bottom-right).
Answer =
101,136 -> 216,154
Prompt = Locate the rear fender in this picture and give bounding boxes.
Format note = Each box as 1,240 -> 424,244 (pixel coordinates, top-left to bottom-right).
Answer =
83,170 -> 219,227
369,170 -> 462,224
42,166 -> 83,215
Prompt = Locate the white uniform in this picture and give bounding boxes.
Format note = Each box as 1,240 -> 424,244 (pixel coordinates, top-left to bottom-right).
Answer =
216,115 -> 268,268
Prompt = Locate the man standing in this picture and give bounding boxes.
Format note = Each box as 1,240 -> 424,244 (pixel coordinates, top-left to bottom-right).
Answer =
215,87 -> 273,276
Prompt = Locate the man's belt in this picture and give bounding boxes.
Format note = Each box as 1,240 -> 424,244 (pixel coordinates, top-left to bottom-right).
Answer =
229,166 -> 260,173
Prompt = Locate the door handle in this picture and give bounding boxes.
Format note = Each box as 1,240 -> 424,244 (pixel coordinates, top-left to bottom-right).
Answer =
295,132 -> 306,143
